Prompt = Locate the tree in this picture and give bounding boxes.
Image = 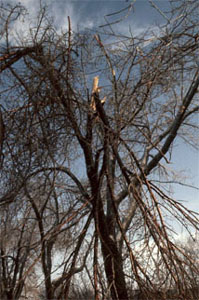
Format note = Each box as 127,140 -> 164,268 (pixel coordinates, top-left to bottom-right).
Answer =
0,1 -> 199,299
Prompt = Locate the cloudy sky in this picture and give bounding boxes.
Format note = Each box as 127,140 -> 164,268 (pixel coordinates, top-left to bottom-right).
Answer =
8,0 -> 199,231
9,0 -> 171,37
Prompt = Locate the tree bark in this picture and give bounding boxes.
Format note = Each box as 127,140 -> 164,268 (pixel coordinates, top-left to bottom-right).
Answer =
101,240 -> 129,300
95,198 -> 129,300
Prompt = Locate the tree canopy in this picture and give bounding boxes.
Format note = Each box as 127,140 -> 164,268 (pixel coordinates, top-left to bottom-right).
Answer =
0,1 -> 199,299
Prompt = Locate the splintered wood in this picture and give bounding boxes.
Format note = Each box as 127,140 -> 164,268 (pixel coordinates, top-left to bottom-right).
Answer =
90,76 -> 106,113
91,76 -> 99,112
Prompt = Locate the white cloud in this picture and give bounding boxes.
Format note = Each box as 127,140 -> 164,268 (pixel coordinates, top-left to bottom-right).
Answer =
7,0 -> 94,43
49,2 -> 94,32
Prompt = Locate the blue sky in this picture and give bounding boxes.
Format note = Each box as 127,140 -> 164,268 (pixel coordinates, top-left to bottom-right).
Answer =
9,0 -> 199,225
10,0 -> 171,36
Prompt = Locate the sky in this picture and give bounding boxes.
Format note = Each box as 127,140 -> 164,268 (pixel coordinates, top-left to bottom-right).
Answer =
7,0 -> 199,234
9,0 -> 170,39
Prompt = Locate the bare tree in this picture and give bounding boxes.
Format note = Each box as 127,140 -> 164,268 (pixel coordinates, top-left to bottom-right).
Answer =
0,1 -> 199,299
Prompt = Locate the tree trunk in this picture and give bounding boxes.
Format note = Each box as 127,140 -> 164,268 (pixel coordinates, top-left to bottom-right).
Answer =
95,198 -> 129,300
101,239 -> 129,300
